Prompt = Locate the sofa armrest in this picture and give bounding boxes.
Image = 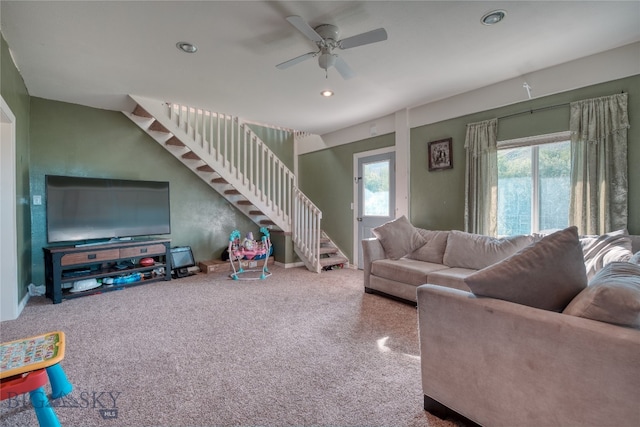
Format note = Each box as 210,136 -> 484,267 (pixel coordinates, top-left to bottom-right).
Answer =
417,284 -> 640,427
361,238 -> 386,288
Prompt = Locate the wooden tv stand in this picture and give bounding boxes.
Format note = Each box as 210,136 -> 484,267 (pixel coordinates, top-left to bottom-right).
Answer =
43,239 -> 171,304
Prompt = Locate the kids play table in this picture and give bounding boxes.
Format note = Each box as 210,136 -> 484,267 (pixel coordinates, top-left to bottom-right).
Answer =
1,331 -> 73,427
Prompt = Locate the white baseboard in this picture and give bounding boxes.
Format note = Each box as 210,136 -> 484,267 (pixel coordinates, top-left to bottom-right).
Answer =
275,261 -> 305,269
17,291 -> 30,318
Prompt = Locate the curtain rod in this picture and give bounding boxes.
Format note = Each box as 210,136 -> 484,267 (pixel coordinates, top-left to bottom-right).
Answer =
498,102 -> 570,121
498,90 -> 626,121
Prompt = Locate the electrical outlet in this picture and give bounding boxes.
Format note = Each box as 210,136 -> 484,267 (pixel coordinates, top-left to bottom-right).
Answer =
33,195 -> 42,205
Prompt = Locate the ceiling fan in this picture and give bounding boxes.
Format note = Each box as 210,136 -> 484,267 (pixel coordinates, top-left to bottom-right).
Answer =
276,15 -> 388,80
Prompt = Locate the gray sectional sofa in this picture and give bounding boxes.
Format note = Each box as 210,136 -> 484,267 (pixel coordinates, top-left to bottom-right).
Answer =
362,217 -> 640,426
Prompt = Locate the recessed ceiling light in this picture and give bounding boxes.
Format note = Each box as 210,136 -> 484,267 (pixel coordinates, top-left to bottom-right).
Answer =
320,90 -> 334,97
481,10 -> 506,25
176,42 -> 197,53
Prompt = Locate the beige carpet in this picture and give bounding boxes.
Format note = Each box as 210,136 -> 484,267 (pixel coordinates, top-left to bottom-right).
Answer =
1,266 -> 462,427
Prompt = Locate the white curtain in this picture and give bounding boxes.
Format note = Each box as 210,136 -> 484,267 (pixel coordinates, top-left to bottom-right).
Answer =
569,93 -> 629,235
464,118 -> 498,235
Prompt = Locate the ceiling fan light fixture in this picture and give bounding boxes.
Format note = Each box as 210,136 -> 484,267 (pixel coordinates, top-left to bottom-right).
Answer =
481,10 -> 506,25
318,52 -> 337,71
320,90 -> 334,97
176,42 -> 198,53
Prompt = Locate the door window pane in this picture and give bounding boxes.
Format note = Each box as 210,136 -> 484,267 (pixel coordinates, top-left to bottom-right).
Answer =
363,160 -> 390,216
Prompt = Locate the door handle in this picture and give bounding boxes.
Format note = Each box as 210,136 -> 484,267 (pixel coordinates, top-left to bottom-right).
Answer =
357,217 -> 363,222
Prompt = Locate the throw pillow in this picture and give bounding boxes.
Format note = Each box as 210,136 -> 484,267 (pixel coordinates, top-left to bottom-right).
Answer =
628,251 -> 640,266
580,229 -> 633,279
464,226 -> 588,312
407,230 -> 449,264
443,230 -> 538,270
372,216 -> 426,260
563,262 -> 640,329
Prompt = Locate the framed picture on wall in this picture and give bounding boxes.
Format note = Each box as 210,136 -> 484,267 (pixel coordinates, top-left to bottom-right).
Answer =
428,138 -> 453,171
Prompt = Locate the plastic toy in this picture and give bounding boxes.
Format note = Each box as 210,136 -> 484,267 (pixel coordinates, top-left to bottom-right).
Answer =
228,228 -> 272,280
1,331 -> 73,427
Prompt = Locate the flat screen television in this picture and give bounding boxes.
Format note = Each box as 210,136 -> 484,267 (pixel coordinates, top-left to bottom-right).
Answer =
46,175 -> 171,244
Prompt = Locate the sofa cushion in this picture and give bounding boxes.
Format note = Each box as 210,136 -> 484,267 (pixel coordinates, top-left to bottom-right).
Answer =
630,251 -> 640,265
443,230 -> 538,270
407,230 -> 449,264
371,258 -> 448,286
464,226 -> 588,312
580,229 -> 633,279
426,267 -> 475,291
563,262 -> 640,329
372,216 -> 426,260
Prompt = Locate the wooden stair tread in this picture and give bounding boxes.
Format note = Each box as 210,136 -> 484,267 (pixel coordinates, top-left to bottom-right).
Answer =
196,165 -> 214,172
249,210 -> 264,216
132,105 -> 153,118
197,165 -> 214,172
149,120 -> 170,133
212,177 -> 227,184
165,136 -> 185,147
225,189 -> 241,195
182,151 -> 200,160
236,200 -> 252,205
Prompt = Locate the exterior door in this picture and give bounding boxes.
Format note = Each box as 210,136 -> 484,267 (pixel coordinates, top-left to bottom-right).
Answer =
356,151 -> 395,269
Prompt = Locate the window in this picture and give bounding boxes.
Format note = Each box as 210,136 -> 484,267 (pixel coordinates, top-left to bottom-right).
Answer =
497,132 -> 571,236
362,159 -> 391,216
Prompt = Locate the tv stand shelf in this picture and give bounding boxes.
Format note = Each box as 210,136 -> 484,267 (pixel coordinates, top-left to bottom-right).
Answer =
43,239 -> 171,304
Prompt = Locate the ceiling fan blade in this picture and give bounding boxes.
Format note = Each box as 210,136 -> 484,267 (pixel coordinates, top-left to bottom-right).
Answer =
276,51 -> 316,70
339,28 -> 388,49
334,56 -> 355,80
285,15 -> 323,43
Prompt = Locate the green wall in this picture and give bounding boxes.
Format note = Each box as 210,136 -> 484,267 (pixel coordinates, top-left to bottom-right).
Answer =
300,75 -> 640,265
298,133 -> 395,261
247,124 -> 295,172
1,34 -> 32,302
29,98 -> 260,285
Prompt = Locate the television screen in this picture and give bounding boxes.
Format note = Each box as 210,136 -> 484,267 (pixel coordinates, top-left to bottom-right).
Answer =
46,175 -> 171,243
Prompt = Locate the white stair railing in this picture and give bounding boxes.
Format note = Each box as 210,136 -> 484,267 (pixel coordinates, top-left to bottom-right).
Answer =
293,188 -> 323,273
166,102 -> 295,229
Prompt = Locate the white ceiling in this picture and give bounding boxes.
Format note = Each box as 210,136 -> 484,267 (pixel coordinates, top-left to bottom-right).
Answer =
1,1 -> 639,136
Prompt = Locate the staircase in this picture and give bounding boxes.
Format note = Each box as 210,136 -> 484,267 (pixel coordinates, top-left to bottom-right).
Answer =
122,95 -> 348,272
